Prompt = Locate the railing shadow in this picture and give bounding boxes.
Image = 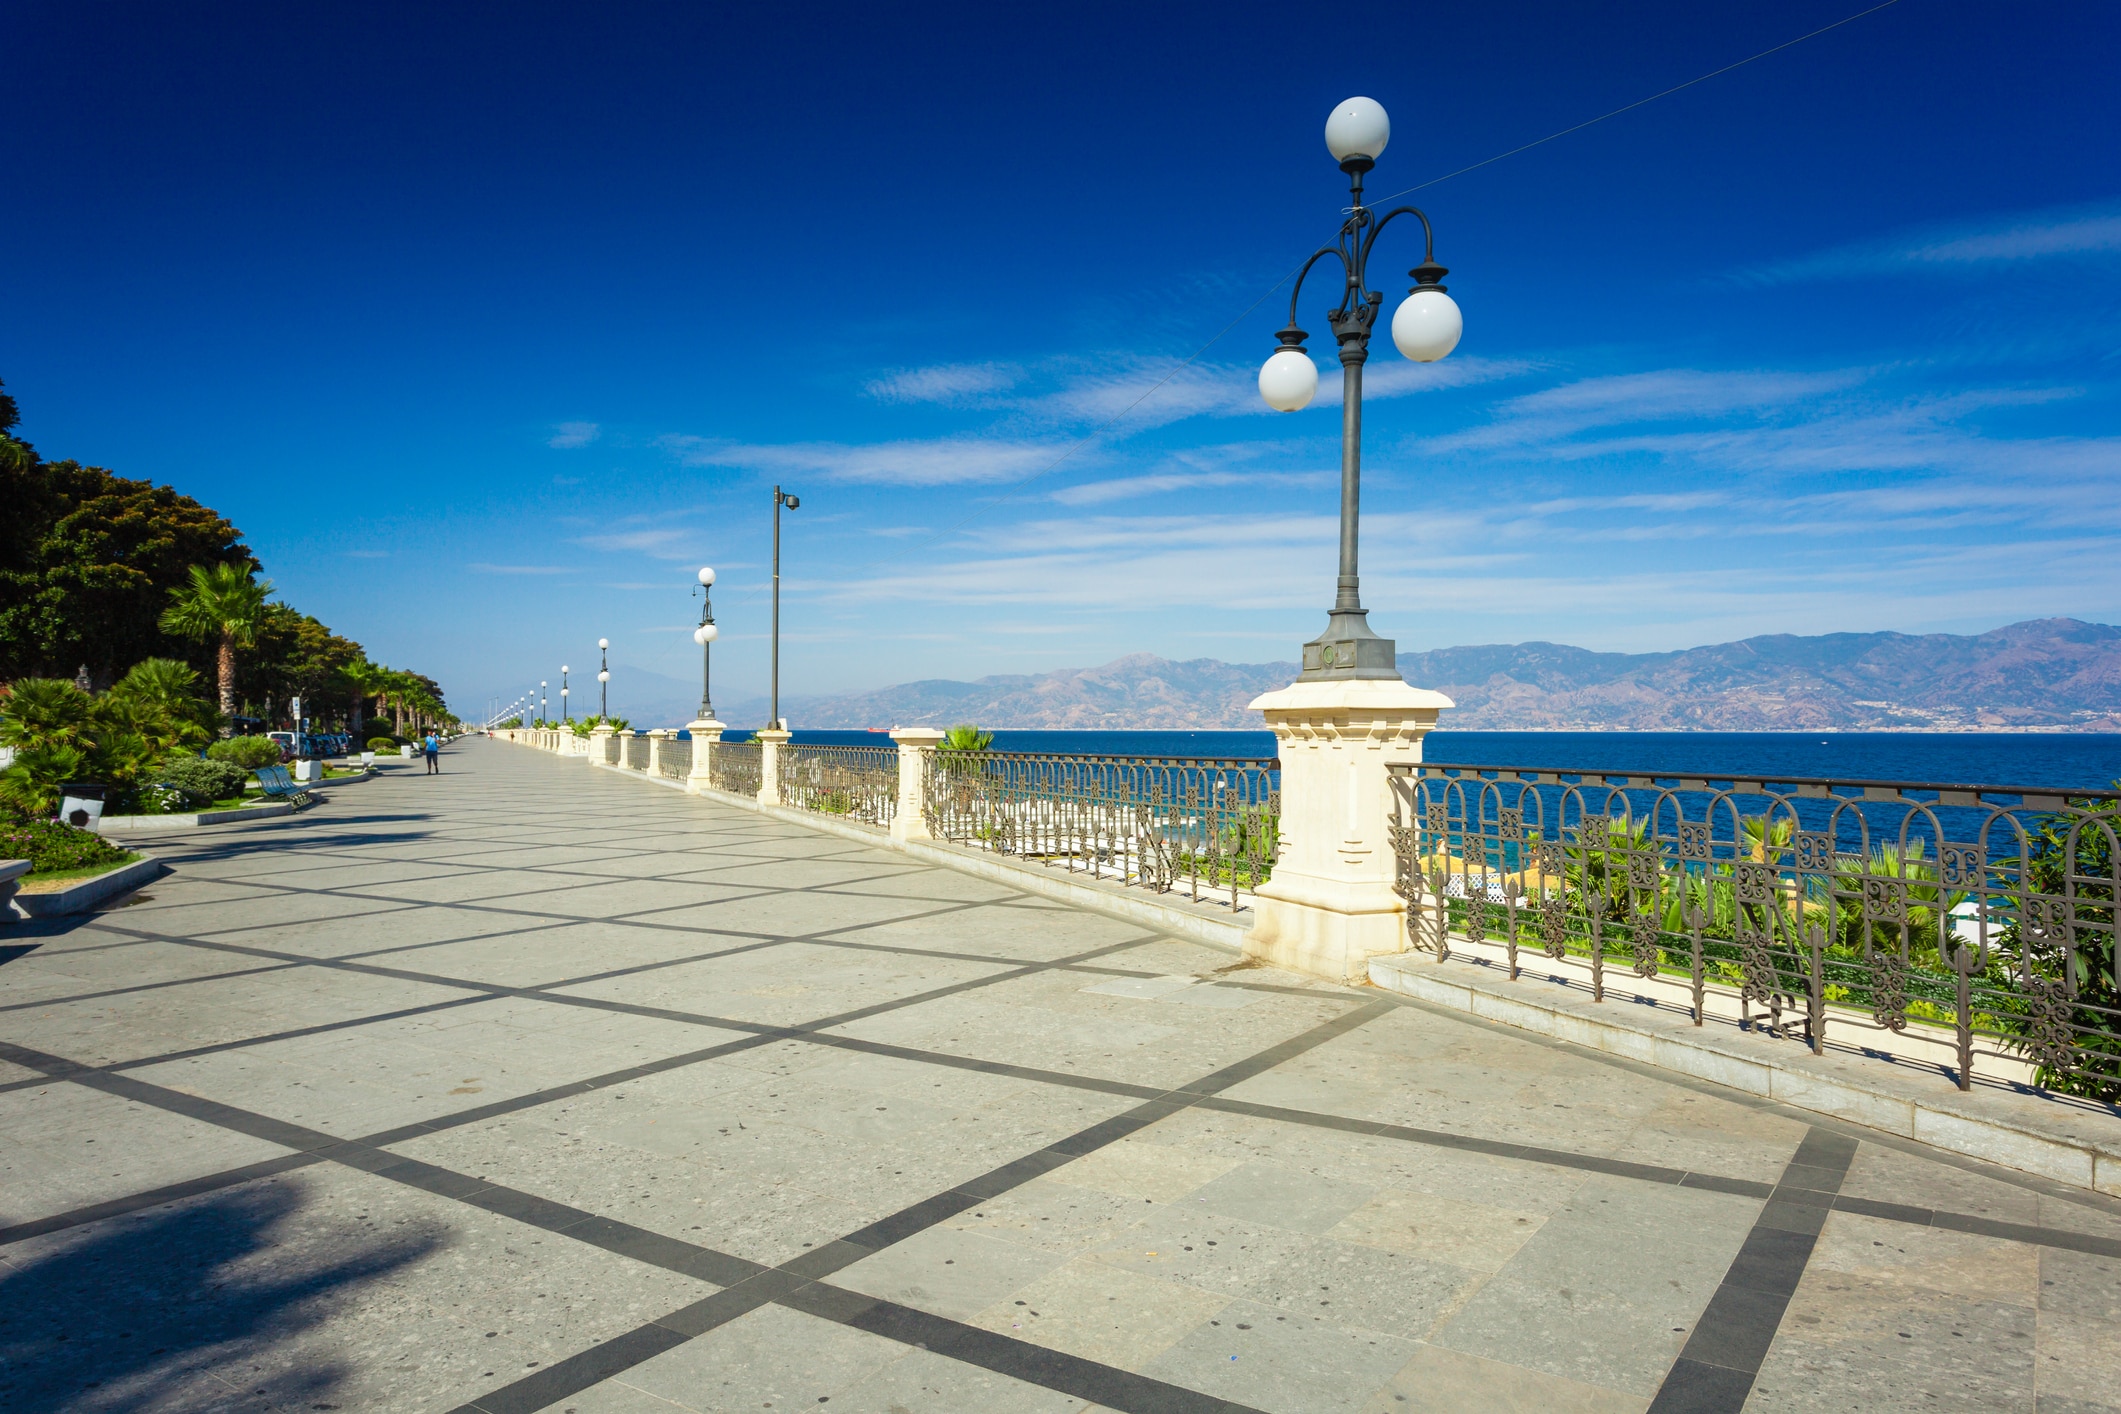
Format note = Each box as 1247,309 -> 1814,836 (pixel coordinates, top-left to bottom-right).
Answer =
0,1178 -> 445,1411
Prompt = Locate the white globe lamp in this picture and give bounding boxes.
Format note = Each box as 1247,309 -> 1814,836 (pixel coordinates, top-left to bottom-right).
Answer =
692,624 -> 719,645
698,566 -> 715,586
597,670 -> 609,683
1392,287 -> 1462,362
1259,346 -> 1319,412
1325,97 -> 1390,164
597,637 -> 608,650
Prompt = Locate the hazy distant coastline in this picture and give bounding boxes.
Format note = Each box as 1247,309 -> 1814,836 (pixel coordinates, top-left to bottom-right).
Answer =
671,618 -> 2121,733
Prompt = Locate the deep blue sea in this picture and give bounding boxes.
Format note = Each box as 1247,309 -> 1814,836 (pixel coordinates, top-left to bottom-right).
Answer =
694,728 -> 2121,792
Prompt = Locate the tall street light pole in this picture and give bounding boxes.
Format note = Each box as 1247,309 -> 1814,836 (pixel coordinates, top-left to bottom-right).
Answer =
1257,96 -> 1463,682
560,665 -> 570,723
597,638 -> 609,719
771,485 -> 800,730
692,567 -> 718,720
539,680 -> 548,724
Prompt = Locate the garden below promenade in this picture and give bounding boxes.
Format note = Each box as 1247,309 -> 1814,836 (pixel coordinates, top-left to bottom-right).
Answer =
6,737 -> 2121,1413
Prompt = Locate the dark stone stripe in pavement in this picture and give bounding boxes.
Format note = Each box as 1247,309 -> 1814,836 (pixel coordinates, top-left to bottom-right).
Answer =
0,1151 -> 326,1245
1646,1126 -> 1860,1413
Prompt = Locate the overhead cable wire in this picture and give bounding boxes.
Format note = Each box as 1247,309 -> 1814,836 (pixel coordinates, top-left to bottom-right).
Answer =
696,0 -> 1910,627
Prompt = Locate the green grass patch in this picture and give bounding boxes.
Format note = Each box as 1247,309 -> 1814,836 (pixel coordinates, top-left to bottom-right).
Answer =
18,852 -> 143,890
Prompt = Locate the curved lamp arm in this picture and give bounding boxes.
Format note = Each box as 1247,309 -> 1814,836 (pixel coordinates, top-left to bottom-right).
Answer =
1283,245 -> 1351,335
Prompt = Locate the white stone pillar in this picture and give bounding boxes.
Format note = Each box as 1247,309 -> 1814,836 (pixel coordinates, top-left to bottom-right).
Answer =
685,719 -> 723,794
589,724 -> 614,765
756,727 -> 790,805
889,727 -> 944,843
646,729 -> 668,776
1242,678 -> 1453,983
615,729 -> 637,769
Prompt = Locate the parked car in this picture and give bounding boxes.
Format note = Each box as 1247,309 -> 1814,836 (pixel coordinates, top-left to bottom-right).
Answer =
266,730 -> 297,762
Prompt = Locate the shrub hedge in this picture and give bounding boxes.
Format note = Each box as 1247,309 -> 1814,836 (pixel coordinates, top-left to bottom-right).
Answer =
1,818 -> 134,874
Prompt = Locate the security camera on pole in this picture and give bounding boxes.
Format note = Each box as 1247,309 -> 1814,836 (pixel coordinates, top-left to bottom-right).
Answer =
1242,97 -> 1457,984
685,567 -> 722,794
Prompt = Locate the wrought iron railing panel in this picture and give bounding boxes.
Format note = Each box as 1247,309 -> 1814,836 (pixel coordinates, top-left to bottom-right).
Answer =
625,736 -> 650,771
779,743 -> 898,828
1388,761 -> 2121,1099
710,741 -> 761,797
660,739 -> 692,780
923,751 -> 1279,910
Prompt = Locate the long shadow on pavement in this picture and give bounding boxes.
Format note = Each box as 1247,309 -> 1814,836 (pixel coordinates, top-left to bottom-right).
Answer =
0,1178 -> 444,1412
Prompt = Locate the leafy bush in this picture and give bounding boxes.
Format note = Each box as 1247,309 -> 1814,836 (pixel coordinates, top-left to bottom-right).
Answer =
940,724 -> 994,752
366,736 -> 399,752
208,735 -> 284,769
0,817 -> 133,875
0,662 -> 218,818
149,755 -> 248,811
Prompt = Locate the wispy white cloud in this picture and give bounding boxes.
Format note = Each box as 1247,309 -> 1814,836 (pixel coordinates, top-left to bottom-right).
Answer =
1425,368 -> 1873,453
660,433 -> 1070,486
1733,203 -> 2121,286
548,421 -> 600,449
577,526 -> 697,559
1051,469 -> 1333,506
864,362 -> 1021,404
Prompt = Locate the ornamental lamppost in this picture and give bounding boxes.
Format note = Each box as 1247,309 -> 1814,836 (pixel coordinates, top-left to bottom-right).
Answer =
560,665 -> 570,722
691,567 -> 719,720
770,485 -> 800,730
597,638 -> 610,718
1258,96 -> 1463,681
539,680 -> 548,724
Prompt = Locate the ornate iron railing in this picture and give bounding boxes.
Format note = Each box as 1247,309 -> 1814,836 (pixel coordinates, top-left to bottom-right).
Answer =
710,740 -> 761,797
1389,761 -> 2121,1100
624,735 -> 650,771
780,743 -> 898,828
659,739 -> 692,780
923,751 -> 1279,910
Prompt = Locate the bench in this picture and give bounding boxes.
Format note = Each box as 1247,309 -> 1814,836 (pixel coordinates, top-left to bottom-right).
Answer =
253,765 -> 315,807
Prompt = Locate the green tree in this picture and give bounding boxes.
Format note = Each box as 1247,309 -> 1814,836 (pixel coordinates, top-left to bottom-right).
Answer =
939,724 -> 995,752
158,562 -> 273,725
0,458 -> 252,686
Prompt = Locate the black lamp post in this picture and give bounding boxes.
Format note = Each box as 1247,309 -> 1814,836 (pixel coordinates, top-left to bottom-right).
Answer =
771,485 -> 799,730
560,664 -> 570,723
597,638 -> 609,719
1258,96 -> 1464,683
539,680 -> 547,724
692,567 -> 718,720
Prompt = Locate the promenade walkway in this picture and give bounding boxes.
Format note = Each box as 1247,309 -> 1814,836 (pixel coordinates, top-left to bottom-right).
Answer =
6,738 -> 2121,1413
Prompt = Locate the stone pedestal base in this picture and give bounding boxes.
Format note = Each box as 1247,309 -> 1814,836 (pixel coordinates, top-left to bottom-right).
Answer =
685,719 -> 722,794
1239,676 -> 1452,984
1244,874 -> 1410,984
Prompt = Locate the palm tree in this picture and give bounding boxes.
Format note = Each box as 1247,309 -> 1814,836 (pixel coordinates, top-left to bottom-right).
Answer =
340,659 -> 387,737
158,562 -> 272,729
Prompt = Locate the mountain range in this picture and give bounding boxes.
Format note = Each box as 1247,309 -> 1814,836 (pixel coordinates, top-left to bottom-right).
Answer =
665,618 -> 2121,733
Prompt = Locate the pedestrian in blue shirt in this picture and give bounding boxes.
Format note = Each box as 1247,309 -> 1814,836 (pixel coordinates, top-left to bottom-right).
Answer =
424,732 -> 440,774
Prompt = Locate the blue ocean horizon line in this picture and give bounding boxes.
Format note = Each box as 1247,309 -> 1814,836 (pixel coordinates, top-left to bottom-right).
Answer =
678,727 -> 2121,793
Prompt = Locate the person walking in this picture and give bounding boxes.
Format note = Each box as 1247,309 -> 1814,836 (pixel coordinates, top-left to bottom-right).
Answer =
423,730 -> 440,774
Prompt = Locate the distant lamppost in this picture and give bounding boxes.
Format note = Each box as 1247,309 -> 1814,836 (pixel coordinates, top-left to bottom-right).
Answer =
539,680 -> 548,724
691,567 -> 719,720
560,665 -> 570,722
1258,96 -> 1463,681
771,485 -> 800,730
597,638 -> 610,719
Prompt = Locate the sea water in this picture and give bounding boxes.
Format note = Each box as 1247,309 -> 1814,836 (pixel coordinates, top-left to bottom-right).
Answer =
710,728 -> 2121,791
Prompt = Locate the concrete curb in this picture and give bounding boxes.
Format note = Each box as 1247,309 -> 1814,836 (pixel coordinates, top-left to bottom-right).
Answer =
100,803 -> 297,831
599,763 -> 1250,952
1369,951 -> 2121,1197
14,856 -> 166,917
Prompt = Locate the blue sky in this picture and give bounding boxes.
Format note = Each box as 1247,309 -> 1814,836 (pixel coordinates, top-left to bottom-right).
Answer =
5,0 -> 2118,723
